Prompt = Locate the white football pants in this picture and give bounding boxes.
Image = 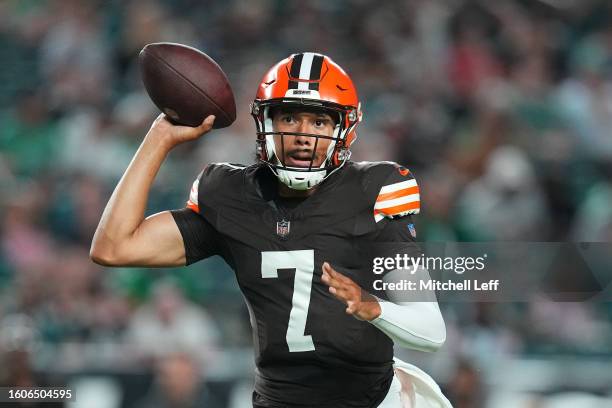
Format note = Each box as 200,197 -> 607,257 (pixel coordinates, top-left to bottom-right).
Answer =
377,358 -> 453,408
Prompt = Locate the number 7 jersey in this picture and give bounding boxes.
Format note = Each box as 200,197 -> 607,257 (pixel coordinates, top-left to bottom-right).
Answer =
171,161 -> 421,407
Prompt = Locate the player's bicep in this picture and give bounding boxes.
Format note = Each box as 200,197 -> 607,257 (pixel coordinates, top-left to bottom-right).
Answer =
119,211 -> 187,267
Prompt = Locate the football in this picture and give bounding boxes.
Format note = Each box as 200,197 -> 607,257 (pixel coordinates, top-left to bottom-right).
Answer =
138,42 -> 236,128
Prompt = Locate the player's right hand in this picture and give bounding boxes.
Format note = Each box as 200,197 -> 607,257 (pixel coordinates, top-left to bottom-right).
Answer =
145,113 -> 215,150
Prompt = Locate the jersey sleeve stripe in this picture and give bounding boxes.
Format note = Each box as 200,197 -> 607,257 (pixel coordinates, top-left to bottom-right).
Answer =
186,177 -> 200,213
376,186 -> 420,202
378,179 -> 417,194
189,178 -> 199,204
186,200 -> 199,213
374,194 -> 420,210
375,201 -> 420,217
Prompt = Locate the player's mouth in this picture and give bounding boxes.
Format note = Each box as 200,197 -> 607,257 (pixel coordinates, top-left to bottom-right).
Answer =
285,152 -> 318,168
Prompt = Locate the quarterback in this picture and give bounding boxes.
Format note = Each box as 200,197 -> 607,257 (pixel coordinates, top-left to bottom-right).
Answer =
91,53 -> 451,407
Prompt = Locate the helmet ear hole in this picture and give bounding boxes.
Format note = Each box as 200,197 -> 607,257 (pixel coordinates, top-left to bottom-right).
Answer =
332,148 -> 350,166
332,138 -> 351,166
332,150 -> 339,166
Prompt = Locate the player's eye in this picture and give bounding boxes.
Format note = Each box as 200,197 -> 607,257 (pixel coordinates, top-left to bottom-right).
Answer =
316,118 -> 332,127
282,114 -> 294,123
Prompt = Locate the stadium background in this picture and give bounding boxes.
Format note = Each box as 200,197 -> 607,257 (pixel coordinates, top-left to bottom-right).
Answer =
1,0 -> 612,406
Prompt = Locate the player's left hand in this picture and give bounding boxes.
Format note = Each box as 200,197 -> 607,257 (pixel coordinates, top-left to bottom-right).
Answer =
321,262 -> 381,321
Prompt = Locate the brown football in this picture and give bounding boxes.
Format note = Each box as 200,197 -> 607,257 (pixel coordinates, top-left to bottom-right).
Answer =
139,42 -> 236,128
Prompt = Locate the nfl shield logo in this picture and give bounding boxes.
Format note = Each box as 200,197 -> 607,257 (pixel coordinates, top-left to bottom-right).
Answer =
276,219 -> 290,239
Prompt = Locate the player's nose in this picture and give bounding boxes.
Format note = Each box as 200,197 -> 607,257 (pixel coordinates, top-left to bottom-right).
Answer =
294,121 -> 315,145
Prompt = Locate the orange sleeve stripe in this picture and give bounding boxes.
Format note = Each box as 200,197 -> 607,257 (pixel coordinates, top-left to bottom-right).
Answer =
376,186 -> 420,202
375,201 -> 420,216
186,200 -> 199,213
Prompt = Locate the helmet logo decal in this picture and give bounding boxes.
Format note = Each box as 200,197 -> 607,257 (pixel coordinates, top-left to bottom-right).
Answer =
288,53 -> 324,91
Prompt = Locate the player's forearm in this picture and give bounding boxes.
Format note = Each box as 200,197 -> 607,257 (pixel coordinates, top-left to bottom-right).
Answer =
91,134 -> 170,256
370,300 -> 446,352
369,267 -> 446,351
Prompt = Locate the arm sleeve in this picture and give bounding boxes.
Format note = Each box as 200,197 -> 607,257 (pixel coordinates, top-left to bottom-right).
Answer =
369,216 -> 446,352
170,208 -> 221,265
370,267 -> 446,352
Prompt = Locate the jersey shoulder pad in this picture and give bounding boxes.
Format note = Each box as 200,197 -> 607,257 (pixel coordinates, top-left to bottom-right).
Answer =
186,162 -> 247,213
366,161 -> 420,222
348,161 -> 397,191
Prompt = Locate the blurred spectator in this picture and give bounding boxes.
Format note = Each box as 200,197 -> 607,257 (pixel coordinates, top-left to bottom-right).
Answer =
571,182 -> 612,242
446,359 -> 485,408
0,90 -> 59,178
134,351 -> 223,408
0,314 -> 64,408
557,29 -> 612,161
455,145 -> 550,240
39,0 -> 112,111
526,296 -> 611,353
1,183 -> 55,276
418,164 -> 462,241
126,279 -> 220,366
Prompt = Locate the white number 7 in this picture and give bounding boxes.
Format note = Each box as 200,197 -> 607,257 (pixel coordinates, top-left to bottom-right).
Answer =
261,250 -> 316,352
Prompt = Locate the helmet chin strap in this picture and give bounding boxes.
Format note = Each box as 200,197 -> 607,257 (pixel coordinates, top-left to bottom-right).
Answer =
271,146 -> 350,191
269,148 -> 328,190
276,166 -> 326,190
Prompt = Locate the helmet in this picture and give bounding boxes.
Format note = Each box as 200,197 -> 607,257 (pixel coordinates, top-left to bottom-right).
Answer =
251,52 -> 362,190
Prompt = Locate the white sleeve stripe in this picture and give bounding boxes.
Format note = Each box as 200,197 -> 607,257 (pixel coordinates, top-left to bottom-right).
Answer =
374,194 -> 420,209
215,162 -> 246,169
374,213 -> 385,223
189,179 -> 199,204
378,179 -> 417,194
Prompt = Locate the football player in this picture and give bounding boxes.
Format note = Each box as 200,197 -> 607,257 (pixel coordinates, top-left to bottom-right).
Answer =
91,53 -> 450,407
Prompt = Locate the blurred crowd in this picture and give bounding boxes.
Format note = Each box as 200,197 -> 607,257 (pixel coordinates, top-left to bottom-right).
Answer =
1,0 -> 612,406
